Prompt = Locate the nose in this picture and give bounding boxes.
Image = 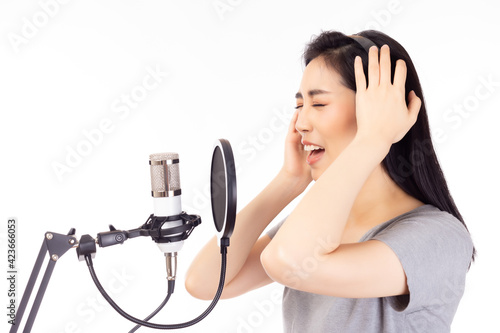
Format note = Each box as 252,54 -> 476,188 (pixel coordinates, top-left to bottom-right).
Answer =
295,107 -> 312,134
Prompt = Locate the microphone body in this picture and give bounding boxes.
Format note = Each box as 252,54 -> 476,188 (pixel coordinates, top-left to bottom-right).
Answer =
152,195 -> 184,253
149,152 -> 184,279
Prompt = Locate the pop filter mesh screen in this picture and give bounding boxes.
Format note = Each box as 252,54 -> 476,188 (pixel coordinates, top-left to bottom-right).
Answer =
211,147 -> 226,232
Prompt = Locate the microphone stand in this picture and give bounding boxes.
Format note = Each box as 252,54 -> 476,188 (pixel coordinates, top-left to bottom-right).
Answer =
11,139 -> 236,332
9,229 -> 78,333
9,212 -> 202,333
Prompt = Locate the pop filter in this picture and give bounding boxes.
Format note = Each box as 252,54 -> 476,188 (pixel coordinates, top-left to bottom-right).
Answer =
210,139 -> 236,242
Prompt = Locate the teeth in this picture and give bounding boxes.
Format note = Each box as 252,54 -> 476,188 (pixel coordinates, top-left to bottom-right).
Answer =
304,145 -> 324,152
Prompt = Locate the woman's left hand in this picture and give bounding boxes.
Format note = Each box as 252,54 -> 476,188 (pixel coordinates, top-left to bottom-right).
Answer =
353,44 -> 422,147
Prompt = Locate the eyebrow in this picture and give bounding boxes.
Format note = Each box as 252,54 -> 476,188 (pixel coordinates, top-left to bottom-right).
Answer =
295,89 -> 331,99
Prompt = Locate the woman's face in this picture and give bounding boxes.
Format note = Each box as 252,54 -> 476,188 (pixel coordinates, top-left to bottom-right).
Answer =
295,56 -> 358,180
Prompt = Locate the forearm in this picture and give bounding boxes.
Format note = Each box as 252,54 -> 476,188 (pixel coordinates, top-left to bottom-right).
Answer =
268,137 -> 390,261
185,172 -> 306,298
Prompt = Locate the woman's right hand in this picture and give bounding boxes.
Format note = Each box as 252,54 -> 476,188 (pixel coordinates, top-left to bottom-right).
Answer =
279,109 -> 313,192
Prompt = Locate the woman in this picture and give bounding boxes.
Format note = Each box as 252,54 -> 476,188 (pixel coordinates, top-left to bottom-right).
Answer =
185,30 -> 474,332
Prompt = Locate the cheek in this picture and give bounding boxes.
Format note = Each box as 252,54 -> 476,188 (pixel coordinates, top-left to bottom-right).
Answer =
322,104 -> 357,140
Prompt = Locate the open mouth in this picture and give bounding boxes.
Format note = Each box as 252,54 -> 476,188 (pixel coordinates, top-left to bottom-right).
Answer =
304,144 -> 325,165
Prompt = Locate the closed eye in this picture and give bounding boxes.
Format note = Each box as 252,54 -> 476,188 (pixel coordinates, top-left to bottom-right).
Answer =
295,104 -> 326,110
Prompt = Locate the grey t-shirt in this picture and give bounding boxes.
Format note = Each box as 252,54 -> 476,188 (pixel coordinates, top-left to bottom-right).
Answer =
266,204 -> 473,333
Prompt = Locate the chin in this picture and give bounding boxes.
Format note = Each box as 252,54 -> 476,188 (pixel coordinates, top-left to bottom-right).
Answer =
310,168 -> 323,181
309,158 -> 332,181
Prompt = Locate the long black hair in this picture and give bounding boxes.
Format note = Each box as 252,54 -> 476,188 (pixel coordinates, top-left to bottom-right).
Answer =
303,29 -> 475,262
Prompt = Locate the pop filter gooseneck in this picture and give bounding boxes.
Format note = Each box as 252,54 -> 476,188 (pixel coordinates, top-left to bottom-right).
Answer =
211,139 -> 237,244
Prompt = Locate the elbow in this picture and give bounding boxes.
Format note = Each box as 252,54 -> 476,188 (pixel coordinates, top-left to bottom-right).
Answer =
260,243 -> 302,289
261,240 -> 340,290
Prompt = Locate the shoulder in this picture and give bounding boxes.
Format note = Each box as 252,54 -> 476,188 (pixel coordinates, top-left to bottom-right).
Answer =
369,204 -> 473,260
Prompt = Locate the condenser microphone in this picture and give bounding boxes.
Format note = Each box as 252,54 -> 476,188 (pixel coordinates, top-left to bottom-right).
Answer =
149,152 -> 184,280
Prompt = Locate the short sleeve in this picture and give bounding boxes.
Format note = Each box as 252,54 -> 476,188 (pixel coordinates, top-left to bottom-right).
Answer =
371,212 -> 473,313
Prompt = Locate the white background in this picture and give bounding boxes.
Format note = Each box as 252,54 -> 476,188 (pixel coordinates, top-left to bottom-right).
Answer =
1,0 -> 499,332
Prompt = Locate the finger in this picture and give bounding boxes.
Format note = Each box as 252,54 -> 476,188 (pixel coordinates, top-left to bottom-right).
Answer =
354,56 -> 366,91
379,44 -> 391,85
407,90 -> 422,125
368,45 -> 379,88
393,59 -> 407,91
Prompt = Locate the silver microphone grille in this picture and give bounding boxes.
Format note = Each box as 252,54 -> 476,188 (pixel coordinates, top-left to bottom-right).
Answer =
149,152 -> 181,197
